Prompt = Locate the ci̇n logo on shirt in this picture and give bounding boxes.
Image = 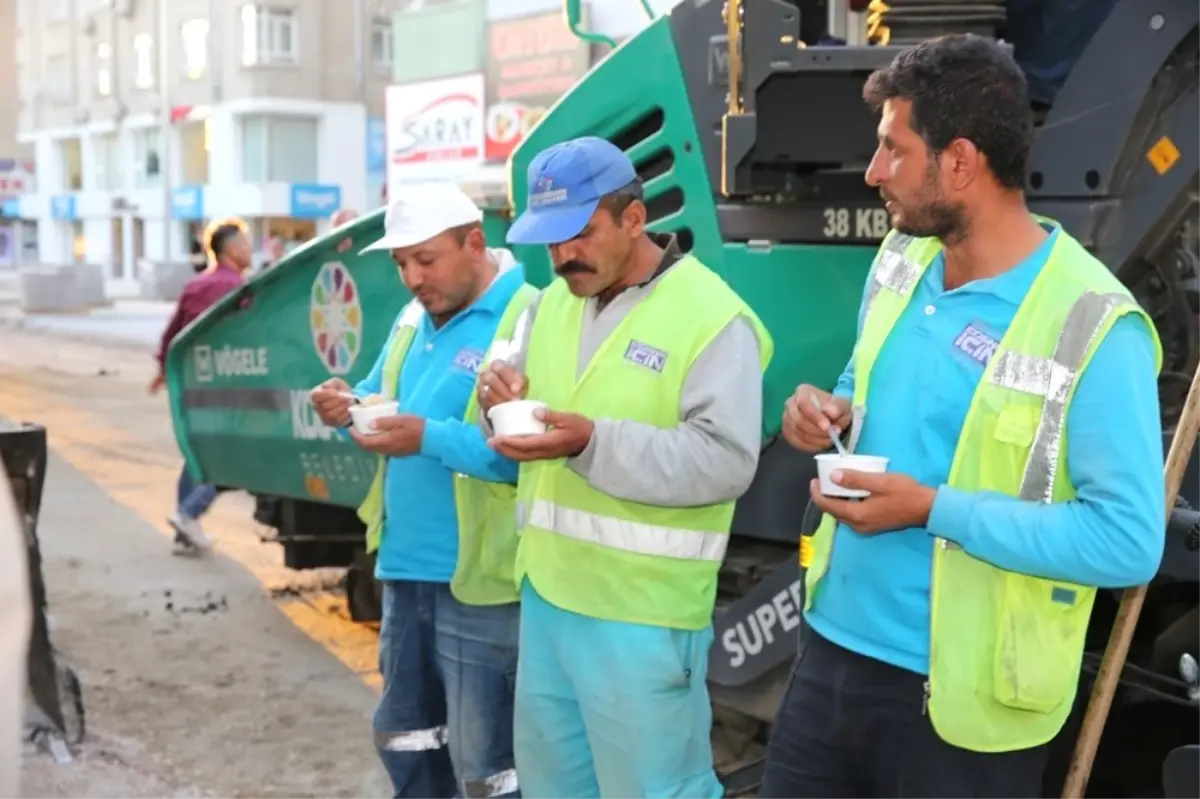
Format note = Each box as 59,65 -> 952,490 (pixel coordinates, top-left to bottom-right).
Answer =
953,323 -> 999,367
624,340 -> 668,373
452,347 -> 486,374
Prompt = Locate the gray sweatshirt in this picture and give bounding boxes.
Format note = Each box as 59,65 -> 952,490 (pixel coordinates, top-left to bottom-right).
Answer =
486,236 -> 764,508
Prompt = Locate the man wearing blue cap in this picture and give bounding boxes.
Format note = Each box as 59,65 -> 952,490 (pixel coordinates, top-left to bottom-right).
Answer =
475,136 -> 775,798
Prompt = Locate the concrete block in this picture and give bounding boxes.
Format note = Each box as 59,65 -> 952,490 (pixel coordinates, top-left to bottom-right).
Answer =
72,263 -> 109,307
137,259 -> 194,302
17,266 -> 83,314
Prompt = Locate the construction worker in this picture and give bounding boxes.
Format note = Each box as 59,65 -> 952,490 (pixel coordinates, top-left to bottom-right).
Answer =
475,136 -> 774,798
763,34 -> 1165,798
309,184 -> 534,799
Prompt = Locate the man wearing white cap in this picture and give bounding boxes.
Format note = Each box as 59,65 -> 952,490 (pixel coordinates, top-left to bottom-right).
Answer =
310,183 -> 535,799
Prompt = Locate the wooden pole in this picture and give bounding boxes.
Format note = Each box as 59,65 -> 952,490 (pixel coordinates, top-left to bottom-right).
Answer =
1061,364 -> 1200,798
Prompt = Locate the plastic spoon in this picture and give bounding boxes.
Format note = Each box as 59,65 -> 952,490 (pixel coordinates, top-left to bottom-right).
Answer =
811,394 -> 848,456
848,405 -> 865,455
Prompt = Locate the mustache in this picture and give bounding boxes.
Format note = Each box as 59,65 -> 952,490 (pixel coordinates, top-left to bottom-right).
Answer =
554,260 -> 596,276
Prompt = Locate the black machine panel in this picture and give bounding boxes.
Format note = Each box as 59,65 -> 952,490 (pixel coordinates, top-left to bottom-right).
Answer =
666,0 -> 1199,256
670,0 -> 902,243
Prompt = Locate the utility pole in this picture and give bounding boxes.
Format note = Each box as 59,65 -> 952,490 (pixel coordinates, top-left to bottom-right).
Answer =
157,0 -> 171,268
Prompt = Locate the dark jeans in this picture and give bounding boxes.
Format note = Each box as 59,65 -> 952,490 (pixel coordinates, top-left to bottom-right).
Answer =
176,465 -> 218,520
373,580 -> 520,799
760,631 -> 1049,798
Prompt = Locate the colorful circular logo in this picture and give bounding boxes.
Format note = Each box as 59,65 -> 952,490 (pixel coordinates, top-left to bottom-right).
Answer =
310,262 -> 362,375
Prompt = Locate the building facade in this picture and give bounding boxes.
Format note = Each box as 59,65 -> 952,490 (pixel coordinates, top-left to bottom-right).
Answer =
0,0 -> 36,270
14,0 -> 406,292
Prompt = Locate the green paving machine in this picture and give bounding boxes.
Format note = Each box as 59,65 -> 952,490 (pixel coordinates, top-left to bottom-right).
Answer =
166,0 -> 1198,794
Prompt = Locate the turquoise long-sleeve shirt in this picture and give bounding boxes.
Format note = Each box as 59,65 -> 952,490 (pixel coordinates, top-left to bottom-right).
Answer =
352,262 -> 523,583
808,225 -> 1166,675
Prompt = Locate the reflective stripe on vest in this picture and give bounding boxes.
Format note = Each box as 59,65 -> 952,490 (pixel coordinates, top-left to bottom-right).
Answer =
851,232 -> 919,453
527,499 -> 730,563
863,233 -> 918,316
988,290 -> 1128,504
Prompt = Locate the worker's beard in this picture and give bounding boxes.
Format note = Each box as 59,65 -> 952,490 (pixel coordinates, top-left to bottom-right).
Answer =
420,268 -> 484,327
889,164 -> 968,244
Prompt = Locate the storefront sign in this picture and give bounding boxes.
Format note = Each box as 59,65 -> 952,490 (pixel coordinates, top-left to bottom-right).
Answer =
50,194 -> 77,221
386,73 -> 485,188
0,158 -> 35,196
290,183 -> 342,219
484,10 -> 591,161
171,185 -> 205,221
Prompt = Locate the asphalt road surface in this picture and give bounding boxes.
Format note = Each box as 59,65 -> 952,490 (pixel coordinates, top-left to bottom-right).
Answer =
0,325 -> 388,797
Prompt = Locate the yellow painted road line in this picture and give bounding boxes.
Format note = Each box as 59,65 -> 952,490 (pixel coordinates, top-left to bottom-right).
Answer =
0,371 -> 381,694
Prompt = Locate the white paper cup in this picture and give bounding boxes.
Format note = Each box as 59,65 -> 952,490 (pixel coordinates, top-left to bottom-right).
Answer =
815,452 -> 890,498
487,400 -> 548,437
349,400 -> 399,436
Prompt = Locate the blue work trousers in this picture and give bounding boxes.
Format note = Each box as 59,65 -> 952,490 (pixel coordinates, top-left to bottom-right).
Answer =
176,465 -> 219,520
373,580 -> 520,799
513,579 -> 723,799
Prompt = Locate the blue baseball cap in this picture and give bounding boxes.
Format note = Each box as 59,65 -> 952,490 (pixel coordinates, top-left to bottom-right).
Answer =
506,137 -> 639,246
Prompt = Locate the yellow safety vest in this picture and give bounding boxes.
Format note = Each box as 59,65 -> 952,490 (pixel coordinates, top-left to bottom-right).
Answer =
803,224 -> 1162,752
356,282 -> 538,606
514,255 -> 775,630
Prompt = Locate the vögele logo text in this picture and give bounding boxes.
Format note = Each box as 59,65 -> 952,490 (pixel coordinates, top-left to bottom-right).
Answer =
209,345 -> 270,378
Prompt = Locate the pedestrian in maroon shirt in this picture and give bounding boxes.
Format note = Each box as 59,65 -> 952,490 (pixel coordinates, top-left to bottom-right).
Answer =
149,223 -> 253,553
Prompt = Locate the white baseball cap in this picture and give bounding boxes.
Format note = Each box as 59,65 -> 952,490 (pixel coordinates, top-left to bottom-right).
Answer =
360,183 -> 484,254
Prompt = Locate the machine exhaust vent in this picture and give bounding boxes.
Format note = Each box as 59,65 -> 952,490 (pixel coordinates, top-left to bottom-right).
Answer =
609,108 -> 693,251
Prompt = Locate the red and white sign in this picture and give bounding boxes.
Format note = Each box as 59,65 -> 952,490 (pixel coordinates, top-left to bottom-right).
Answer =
483,11 -> 591,161
386,73 -> 485,189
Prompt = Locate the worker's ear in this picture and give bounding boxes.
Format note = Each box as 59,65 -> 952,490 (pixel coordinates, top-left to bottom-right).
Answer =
465,225 -> 487,255
622,199 -> 647,237
943,137 -> 981,192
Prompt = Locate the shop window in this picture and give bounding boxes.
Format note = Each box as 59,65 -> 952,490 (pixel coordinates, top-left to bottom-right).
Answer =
241,115 -> 318,183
